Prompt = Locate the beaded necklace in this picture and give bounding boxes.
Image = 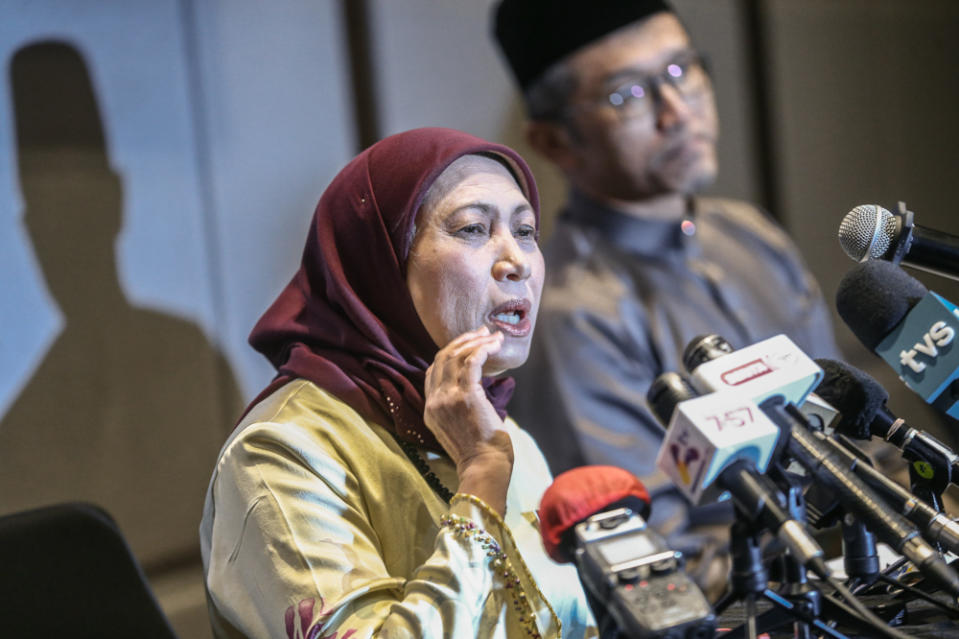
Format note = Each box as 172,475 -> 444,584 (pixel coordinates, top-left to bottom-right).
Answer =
396,438 -> 455,503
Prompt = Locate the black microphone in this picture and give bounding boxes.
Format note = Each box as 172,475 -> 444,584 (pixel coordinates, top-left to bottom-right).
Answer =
815,357 -> 959,462
835,259 -> 959,419
814,358 -> 959,552
835,258 -> 928,352
838,203 -> 959,282
762,399 -> 959,597
822,432 -> 959,557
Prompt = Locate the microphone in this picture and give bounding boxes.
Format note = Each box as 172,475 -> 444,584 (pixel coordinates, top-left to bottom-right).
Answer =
682,334 -> 823,407
814,358 -> 959,551
821,431 -> 959,557
763,400 -> 959,597
539,466 -> 716,639
815,357 -> 959,466
540,465 -> 651,564
682,335 -> 959,596
838,203 -> 959,282
647,374 -> 831,577
683,333 -> 838,428
835,260 -> 959,419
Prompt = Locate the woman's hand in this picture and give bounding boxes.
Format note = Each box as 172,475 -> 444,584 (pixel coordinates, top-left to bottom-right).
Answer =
423,326 -> 514,515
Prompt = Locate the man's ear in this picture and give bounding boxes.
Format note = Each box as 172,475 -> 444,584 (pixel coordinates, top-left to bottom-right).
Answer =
525,119 -> 578,173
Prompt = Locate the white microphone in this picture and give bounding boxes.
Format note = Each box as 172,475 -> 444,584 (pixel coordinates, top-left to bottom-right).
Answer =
648,373 -> 831,576
653,381 -> 781,505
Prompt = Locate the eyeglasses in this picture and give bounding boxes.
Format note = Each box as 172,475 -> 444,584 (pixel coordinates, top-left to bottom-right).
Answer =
570,51 -> 710,121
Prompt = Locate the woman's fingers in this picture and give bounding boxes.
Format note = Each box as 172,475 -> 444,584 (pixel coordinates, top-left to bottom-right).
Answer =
427,327 -> 503,389
436,327 -> 497,365
454,334 -> 504,386
440,325 -> 492,352
421,326 -> 512,467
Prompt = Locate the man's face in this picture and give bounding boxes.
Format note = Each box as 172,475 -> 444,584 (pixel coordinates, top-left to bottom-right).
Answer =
561,12 -> 719,202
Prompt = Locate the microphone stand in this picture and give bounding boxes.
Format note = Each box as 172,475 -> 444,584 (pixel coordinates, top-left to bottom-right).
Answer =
769,474 -> 822,639
841,516 -> 880,593
712,518 -> 768,639
714,471 -> 841,639
714,463 -> 917,638
809,439 -> 959,622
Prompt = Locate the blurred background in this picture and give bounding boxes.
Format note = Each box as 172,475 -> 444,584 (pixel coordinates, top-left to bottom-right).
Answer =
1,1 -> 957,636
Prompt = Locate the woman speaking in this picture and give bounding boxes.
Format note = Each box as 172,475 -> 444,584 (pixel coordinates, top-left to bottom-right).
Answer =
200,128 -> 596,638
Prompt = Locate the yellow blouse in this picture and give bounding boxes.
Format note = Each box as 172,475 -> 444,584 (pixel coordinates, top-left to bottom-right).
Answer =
200,379 -> 597,639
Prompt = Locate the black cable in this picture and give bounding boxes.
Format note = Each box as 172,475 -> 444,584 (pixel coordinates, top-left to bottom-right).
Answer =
856,556 -> 911,596
878,573 -> 959,618
825,575 -> 914,639
757,588 -> 848,639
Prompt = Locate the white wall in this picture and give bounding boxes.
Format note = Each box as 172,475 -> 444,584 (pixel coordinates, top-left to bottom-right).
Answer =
0,1 -> 215,414
191,0 -> 357,397
0,2 -> 355,637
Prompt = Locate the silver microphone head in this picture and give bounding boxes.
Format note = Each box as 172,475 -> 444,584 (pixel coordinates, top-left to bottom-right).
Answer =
838,204 -> 899,262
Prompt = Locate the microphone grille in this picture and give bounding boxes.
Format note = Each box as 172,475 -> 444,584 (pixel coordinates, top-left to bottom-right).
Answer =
838,204 -> 898,261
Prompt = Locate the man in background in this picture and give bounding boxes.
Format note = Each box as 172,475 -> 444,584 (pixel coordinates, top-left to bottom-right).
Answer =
493,0 -> 839,592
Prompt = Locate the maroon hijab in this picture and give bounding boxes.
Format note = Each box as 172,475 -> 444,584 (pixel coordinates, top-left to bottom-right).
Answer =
249,127 -> 540,452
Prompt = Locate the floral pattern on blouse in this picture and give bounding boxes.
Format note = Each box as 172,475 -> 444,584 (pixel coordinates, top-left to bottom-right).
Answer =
285,597 -> 356,639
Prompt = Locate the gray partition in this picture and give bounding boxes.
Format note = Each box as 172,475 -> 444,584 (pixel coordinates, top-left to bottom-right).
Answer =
765,0 -> 959,447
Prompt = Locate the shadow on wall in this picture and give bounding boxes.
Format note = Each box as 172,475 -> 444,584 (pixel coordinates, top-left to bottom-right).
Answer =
0,40 -> 242,570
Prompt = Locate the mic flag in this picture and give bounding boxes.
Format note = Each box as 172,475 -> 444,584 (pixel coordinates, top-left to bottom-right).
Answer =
539,466 -> 650,563
876,291 -> 959,417
837,260 -> 959,419
685,334 -> 823,407
655,390 -> 780,504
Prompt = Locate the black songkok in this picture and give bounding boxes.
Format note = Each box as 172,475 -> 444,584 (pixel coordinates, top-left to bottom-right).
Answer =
493,0 -> 673,91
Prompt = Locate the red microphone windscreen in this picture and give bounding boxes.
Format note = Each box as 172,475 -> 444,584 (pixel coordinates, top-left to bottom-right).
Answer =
538,465 -> 650,563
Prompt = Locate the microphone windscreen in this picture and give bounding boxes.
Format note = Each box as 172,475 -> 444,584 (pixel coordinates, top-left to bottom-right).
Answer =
539,466 -> 650,563
814,358 -> 889,439
836,260 -> 928,350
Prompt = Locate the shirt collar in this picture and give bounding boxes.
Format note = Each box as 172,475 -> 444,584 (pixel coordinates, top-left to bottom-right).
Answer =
561,189 -> 699,258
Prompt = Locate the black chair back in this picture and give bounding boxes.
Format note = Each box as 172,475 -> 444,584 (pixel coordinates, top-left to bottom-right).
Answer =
0,502 -> 179,638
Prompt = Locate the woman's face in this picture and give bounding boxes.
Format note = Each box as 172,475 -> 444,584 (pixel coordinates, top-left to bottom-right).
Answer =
407,154 -> 545,376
